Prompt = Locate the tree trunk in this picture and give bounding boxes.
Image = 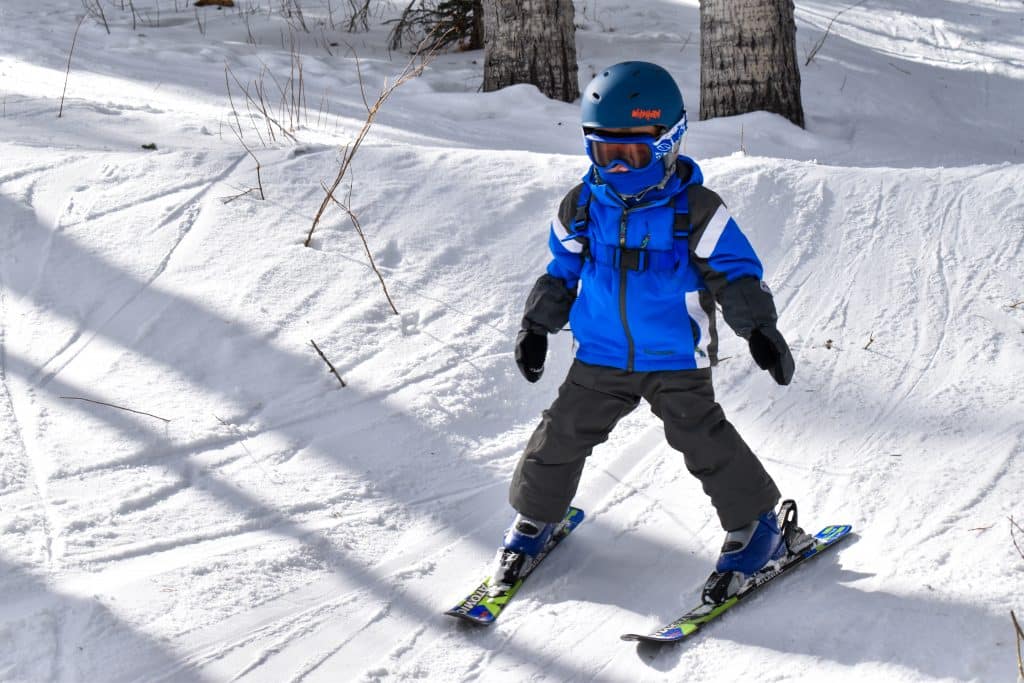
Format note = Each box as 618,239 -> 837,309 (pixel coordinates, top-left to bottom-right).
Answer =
482,0 -> 579,103
699,0 -> 804,128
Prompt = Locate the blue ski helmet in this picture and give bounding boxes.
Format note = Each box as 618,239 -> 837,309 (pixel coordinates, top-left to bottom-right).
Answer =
580,62 -> 688,196
581,61 -> 686,133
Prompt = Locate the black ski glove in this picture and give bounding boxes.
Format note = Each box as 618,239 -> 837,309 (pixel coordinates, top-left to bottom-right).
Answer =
748,326 -> 795,386
515,329 -> 548,383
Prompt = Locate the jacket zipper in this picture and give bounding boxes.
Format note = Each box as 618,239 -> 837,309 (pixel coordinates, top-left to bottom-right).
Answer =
618,208 -> 635,371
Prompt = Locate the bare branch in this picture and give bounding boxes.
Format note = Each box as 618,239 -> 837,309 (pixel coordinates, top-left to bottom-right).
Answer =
80,0 -> 110,34
350,45 -> 371,114
804,0 -> 867,66
321,181 -> 400,315
863,332 -> 875,350
59,15 -> 87,118
1011,516 -> 1024,561
225,66 -> 266,199
1012,610 -> 1024,680
226,62 -> 298,144
310,339 -> 347,387
306,43 -> 441,248
60,396 -> 171,423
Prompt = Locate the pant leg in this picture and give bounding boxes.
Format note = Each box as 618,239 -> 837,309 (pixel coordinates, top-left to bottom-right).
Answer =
509,360 -> 641,523
642,368 -> 780,531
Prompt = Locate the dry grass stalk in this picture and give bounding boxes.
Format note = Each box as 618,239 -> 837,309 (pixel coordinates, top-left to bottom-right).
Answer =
323,181 -> 400,315
60,395 -> 170,423
224,66 -> 266,200
306,41 -> 441,249
804,0 -> 868,66
194,6 -> 206,35
225,63 -> 298,144
1012,610 -> 1024,680
80,0 -> 110,34
59,15 -> 86,118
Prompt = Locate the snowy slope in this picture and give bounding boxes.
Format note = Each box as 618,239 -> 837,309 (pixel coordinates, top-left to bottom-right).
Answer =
1,1 -> 1023,682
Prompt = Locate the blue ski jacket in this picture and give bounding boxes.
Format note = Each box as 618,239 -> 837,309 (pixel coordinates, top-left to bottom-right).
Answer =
522,156 -> 777,372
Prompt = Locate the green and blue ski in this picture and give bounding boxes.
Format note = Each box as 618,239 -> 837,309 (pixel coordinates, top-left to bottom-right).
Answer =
621,523 -> 853,643
445,507 -> 585,625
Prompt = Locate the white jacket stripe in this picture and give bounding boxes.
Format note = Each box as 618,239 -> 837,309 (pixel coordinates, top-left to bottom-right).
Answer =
694,205 -> 732,259
685,291 -> 712,368
551,216 -> 583,254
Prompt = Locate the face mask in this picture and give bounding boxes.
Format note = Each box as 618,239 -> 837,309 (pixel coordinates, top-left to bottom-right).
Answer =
594,161 -> 670,197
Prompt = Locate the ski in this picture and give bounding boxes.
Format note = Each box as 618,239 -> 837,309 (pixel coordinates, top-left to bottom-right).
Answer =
621,523 -> 853,643
445,507 -> 585,625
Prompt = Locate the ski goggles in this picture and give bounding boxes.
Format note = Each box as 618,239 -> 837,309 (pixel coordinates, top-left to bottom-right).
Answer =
583,115 -> 688,171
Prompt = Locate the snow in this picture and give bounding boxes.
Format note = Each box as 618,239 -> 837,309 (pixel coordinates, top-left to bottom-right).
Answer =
1,0 -> 1023,681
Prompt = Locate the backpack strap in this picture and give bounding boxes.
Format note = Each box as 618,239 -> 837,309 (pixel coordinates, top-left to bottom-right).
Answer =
556,183 -> 593,261
672,158 -> 697,245
572,182 -> 592,234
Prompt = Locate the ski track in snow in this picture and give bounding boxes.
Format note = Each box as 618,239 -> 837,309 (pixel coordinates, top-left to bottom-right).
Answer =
1,185 -> 60,572
32,153 -> 247,388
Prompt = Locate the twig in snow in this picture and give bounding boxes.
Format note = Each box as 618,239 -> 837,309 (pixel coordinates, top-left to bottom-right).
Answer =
127,0 -> 139,30
888,62 -> 911,75
1011,610 -> 1024,680
804,0 -> 867,66
1009,299 -> 1024,310
224,66 -> 265,200
59,15 -> 87,118
194,6 -> 206,36
1011,516 -> 1024,560
679,31 -> 693,53
80,0 -> 110,34
60,396 -> 171,423
306,40 -> 442,249
322,181 -> 400,315
225,62 -> 298,144
863,332 -> 875,350
310,339 -> 347,387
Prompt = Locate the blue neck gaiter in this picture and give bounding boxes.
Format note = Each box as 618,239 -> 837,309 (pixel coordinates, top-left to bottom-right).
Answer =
595,162 -> 670,199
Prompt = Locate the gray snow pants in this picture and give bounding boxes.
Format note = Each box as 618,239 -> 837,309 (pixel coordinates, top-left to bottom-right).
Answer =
509,360 -> 780,531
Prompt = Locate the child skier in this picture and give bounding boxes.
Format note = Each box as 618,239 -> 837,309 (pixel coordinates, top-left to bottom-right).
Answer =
496,61 -> 798,604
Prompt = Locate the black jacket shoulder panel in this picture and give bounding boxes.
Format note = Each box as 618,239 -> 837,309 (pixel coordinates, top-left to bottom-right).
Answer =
557,183 -> 587,229
685,184 -> 726,235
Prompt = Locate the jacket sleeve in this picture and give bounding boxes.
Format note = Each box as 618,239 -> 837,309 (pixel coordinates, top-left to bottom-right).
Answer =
521,185 -> 589,334
686,184 -> 778,339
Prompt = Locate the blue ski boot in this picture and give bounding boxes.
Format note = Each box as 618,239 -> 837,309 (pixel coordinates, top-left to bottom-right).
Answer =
488,512 -> 558,595
702,500 -> 809,604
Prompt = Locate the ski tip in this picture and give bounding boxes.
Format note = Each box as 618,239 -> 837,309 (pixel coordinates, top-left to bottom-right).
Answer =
813,524 -> 854,544
620,632 -> 683,644
445,606 -> 497,625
